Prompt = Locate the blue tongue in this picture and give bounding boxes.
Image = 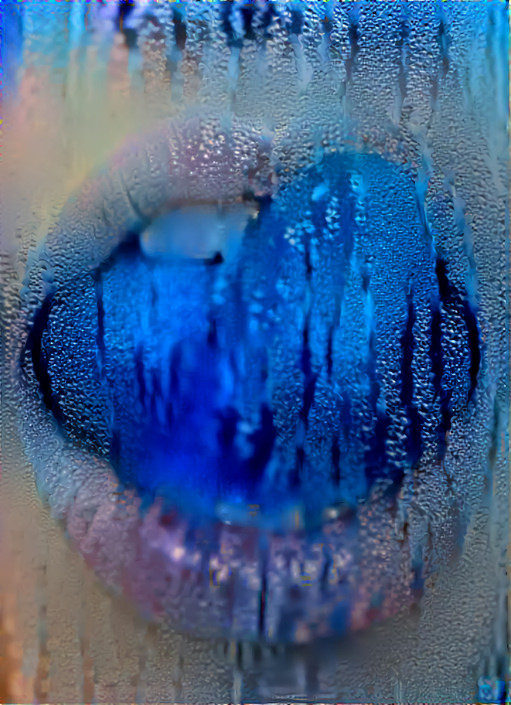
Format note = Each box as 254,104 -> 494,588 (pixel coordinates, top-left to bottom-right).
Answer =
101,231 -> 295,521
110,322 -> 278,518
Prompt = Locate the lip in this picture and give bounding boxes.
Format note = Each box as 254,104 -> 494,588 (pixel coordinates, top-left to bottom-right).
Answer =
16,114 -> 472,644
28,115 -> 276,295
64,476 -> 417,643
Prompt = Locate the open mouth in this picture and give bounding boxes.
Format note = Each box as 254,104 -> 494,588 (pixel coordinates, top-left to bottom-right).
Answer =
16,115 -> 483,644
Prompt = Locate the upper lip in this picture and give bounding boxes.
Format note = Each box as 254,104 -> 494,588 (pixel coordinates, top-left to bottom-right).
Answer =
36,115 -> 276,292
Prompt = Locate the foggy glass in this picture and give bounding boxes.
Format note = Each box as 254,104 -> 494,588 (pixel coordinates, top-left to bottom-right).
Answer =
1,2 -> 508,703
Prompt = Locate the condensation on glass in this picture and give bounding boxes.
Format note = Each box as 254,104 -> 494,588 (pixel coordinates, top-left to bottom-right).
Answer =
1,2 -> 508,703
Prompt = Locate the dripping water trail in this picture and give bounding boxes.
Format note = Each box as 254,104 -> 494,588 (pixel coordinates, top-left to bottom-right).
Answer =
362,272 -> 392,488
291,241 -> 317,490
93,270 -> 106,375
463,298 -> 481,403
396,8 -> 410,119
345,9 -> 360,83
429,257 -> 453,460
400,286 -> 423,468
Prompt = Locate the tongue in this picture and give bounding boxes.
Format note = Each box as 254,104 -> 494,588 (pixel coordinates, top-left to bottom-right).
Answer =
111,325 -> 279,519
98,232 -> 293,521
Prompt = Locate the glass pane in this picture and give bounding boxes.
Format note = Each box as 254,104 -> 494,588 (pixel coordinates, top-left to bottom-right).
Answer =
1,2 -> 508,702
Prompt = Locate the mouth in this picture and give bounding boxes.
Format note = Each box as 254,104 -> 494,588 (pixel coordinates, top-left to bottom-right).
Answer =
17,115 -> 482,644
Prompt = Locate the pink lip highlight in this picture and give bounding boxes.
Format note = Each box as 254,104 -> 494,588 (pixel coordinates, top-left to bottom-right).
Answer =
61,447 -> 420,643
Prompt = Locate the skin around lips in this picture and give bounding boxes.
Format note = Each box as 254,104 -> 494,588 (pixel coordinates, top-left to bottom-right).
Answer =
2,2 -> 508,702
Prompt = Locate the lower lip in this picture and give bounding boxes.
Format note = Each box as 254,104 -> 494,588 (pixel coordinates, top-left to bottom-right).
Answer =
64,458 -> 418,643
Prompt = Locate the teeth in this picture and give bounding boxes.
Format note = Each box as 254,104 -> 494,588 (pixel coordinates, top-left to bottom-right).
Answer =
139,202 -> 259,261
